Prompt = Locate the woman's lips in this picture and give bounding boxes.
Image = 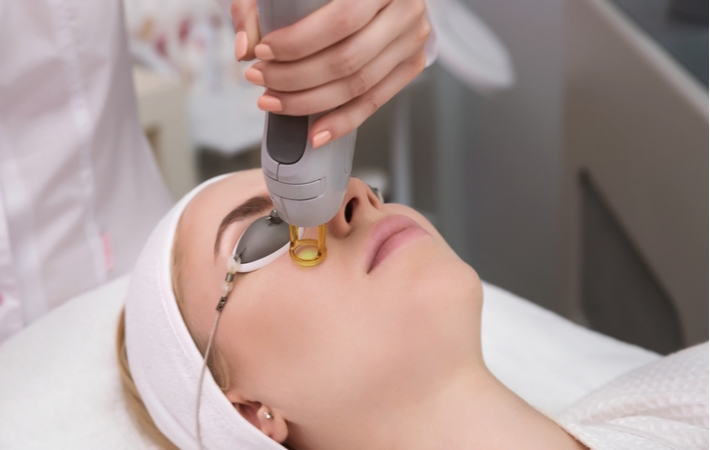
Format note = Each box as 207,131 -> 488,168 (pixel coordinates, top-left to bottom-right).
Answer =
365,215 -> 430,273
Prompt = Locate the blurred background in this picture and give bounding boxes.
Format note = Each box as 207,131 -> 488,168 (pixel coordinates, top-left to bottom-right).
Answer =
123,0 -> 708,354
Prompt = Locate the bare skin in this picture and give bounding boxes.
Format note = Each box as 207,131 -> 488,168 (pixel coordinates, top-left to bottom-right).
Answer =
229,0 -> 430,147
175,169 -> 585,450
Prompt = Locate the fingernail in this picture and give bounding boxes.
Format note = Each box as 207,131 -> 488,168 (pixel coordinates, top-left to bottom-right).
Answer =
244,67 -> 264,86
257,95 -> 283,112
312,130 -> 332,148
236,31 -> 248,61
255,44 -> 274,61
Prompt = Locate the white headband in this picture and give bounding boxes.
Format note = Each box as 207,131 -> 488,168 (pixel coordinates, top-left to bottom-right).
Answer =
124,175 -> 287,450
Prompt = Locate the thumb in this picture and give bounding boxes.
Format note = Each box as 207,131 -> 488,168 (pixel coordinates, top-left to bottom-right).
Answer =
230,0 -> 260,61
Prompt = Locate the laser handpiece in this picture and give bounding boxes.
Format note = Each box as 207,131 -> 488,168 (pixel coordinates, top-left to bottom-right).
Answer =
257,0 -> 357,266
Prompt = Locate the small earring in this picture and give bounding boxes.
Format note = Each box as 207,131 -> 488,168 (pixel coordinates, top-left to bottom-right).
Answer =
263,410 -> 274,420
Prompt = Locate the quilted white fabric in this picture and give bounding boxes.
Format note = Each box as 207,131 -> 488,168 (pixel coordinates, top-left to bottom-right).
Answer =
556,342 -> 709,450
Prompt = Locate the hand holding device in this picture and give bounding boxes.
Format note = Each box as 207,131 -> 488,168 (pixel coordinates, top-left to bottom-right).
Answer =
232,0 -> 430,146
257,0 -> 357,266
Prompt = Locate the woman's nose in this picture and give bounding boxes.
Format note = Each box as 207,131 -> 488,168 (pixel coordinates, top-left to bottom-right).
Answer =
328,178 -> 383,238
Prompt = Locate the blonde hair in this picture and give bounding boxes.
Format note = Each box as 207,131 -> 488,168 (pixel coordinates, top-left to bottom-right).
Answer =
115,223 -> 231,448
116,309 -> 178,449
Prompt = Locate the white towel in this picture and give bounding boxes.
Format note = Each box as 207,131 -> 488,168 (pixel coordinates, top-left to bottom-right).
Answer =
556,342 -> 709,450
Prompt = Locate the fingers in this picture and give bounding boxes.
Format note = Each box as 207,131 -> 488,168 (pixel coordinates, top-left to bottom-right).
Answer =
243,0 -> 431,146
255,0 -> 390,62
310,50 -> 427,147
230,0 -> 260,61
248,0 -> 424,93
256,14 -> 429,116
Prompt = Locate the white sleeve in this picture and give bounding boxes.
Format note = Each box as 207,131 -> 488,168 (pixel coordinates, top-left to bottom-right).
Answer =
215,0 -> 233,21
213,0 -> 437,66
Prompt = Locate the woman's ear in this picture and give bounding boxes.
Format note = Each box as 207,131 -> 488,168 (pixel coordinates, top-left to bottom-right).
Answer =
226,391 -> 289,443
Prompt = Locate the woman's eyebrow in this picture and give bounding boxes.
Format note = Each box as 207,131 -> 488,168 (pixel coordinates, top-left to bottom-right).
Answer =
213,194 -> 273,258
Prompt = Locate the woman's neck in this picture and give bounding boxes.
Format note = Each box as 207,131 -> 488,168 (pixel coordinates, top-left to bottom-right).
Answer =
357,367 -> 585,450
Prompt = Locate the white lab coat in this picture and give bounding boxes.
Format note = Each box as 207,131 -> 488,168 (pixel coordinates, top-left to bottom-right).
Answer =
0,0 -> 173,343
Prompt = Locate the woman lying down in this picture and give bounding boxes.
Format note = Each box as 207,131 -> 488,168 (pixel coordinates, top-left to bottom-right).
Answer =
117,169 -> 707,450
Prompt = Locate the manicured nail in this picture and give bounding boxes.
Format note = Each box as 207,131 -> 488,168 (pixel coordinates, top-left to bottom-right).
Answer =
257,95 -> 283,112
255,44 -> 274,61
236,31 -> 248,61
244,67 -> 264,86
312,130 -> 332,148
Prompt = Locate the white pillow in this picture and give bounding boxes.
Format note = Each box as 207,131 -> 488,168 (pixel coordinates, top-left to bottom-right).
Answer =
480,282 -> 659,413
0,278 -> 659,449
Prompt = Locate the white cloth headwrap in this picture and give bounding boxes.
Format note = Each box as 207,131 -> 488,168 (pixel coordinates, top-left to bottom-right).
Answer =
125,176 -> 287,450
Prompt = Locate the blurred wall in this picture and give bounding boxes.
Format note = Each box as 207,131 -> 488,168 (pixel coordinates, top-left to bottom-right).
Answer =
426,0 -> 565,311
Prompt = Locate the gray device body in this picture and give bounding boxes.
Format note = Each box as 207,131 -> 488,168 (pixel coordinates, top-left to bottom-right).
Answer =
257,0 -> 357,228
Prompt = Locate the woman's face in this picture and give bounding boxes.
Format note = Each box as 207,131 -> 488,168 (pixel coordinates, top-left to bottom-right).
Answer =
177,169 -> 482,429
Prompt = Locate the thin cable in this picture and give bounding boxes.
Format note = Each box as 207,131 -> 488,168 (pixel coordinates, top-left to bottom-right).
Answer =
196,309 -> 222,450
195,255 -> 240,449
